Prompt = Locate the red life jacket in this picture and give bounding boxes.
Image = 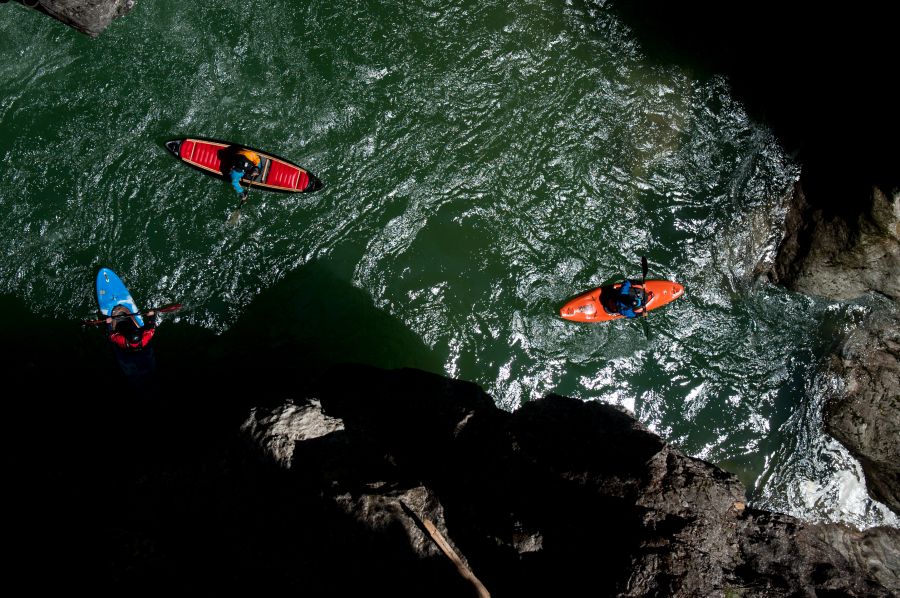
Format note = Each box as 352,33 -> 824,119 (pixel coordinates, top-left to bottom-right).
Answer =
110,328 -> 155,351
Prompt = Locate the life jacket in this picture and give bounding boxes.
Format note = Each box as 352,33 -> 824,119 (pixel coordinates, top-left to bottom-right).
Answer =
234,149 -> 261,172
109,314 -> 155,351
616,282 -> 642,307
615,282 -> 645,318
110,328 -> 155,351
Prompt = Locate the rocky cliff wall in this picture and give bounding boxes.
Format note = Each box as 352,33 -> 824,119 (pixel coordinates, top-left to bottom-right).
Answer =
825,311 -> 900,515
2,291 -> 897,595
771,181 -> 900,302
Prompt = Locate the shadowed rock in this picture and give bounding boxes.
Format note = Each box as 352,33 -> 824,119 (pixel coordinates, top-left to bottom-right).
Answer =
3,308 -> 898,596
272,366 -> 900,597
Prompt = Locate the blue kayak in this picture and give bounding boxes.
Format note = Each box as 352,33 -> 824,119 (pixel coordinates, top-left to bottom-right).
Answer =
95,268 -> 144,328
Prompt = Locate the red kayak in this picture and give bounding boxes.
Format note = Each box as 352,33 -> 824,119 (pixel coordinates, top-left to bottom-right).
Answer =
165,138 -> 322,193
560,280 -> 684,322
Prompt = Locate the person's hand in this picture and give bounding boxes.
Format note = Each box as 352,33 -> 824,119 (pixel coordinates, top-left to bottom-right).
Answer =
105,317 -> 112,324
146,311 -> 156,317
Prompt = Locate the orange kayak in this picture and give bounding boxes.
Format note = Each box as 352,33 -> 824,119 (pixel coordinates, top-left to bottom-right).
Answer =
559,280 -> 684,322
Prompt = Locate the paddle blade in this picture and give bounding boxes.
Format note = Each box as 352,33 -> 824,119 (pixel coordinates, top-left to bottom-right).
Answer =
156,303 -> 182,313
227,191 -> 249,227
641,256 -> 648,279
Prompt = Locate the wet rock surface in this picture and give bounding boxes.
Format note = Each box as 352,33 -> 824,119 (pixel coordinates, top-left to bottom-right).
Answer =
825,311 -> 900,515
771,181 -> 900,301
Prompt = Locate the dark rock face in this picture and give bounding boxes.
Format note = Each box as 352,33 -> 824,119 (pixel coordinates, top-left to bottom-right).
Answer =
736,510 -> 900,596
19,0 -> 136,37
825,312 -> 900,514
255,366 -> 899,597
771,181 -> 900,301
5,338 -> 899,595
608,3 -> 899,187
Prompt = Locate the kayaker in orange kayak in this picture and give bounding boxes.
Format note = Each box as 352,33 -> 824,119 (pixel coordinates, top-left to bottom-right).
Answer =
559,257 -> 684,323
613,280 -> 646,318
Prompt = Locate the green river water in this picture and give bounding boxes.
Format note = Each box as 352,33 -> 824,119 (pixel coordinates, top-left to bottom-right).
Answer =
1,0 -> 896,528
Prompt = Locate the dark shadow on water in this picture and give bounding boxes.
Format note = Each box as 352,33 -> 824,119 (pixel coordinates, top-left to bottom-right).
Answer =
221,259 -> 440,380
60,259 -> 443,411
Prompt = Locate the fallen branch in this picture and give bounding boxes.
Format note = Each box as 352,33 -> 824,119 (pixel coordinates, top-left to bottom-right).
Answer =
400,501 -> 490,598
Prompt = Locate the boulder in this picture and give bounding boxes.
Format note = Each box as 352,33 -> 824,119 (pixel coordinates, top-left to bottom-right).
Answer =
20,0 -> 136,37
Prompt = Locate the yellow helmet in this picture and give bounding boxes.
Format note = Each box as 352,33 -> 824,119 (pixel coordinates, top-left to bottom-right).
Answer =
236,149 -> 261,166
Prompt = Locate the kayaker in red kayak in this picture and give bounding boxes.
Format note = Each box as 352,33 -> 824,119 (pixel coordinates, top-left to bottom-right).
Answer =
229,148 -> 262,200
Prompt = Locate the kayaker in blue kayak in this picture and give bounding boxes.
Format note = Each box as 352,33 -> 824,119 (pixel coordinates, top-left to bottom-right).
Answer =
229,148 -> 262,199
107,306 -> 157,351
615,280 -> 646,318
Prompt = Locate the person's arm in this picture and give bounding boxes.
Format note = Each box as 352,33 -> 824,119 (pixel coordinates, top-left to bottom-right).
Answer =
109,333 -> 128,349
140,328 -> 156,348
620,280 -> 632,294
230,169 -> 245,195
144,311 -> 157,331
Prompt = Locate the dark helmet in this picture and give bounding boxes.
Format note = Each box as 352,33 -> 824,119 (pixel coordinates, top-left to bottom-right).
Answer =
116,317 -> 137,334
128,331 -> 143,347
234,155 -> 253,172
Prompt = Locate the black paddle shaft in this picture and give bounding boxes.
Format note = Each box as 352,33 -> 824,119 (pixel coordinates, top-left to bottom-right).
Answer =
84,303 -> 181,326
640,256 -> 649,316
